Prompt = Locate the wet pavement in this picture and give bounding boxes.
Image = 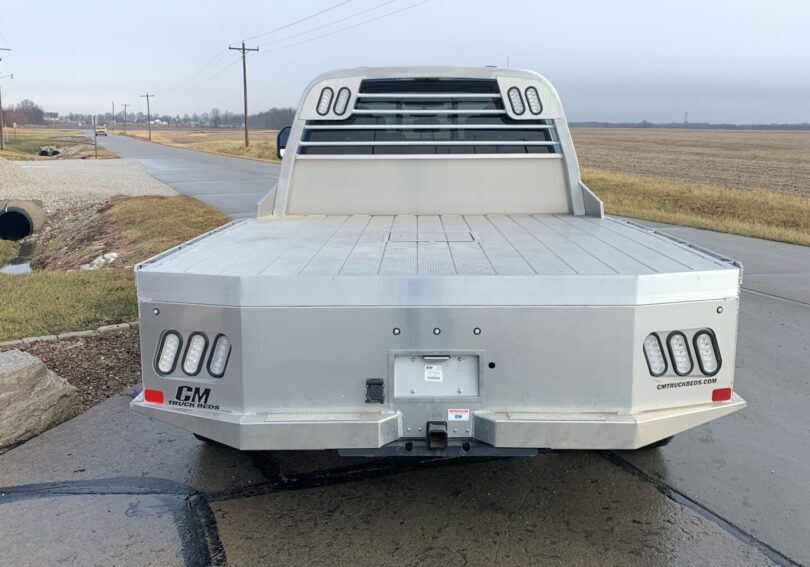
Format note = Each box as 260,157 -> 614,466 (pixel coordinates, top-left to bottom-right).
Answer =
0,139 -> 808,565
0,392 -> 786,567
97,133 -> 279,218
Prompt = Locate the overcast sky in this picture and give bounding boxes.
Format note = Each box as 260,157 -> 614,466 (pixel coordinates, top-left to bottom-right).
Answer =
0,0 -> 808,122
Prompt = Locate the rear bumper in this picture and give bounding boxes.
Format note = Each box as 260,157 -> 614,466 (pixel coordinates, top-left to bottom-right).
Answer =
131,393 -> 745,451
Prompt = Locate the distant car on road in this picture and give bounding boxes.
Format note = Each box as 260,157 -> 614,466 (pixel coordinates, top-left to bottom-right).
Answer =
95,126 -> 107,136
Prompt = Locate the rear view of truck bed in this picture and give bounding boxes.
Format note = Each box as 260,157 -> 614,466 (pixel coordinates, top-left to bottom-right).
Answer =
132,67 -> 745,453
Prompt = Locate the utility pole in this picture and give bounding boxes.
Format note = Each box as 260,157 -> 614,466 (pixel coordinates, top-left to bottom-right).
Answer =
112,101 -> 115,129
0,48 -> 10,151
684,112 -> 688,128
121,103 -> 130,133
228,41 -> 259,147
141,92 -> 154,140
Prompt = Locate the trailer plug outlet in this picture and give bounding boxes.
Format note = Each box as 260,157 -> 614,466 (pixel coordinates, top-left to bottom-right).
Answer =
426,421 -> 448,449
365,378 -> 384,403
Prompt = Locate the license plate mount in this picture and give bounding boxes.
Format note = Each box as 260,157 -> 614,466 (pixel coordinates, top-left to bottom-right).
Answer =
393,354 -> 480,398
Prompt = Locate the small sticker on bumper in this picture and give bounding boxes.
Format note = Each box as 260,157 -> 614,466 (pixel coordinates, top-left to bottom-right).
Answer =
448,408 -> 470,421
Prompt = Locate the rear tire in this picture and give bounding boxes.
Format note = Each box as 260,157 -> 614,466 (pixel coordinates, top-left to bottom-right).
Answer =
641,435 -> 674,449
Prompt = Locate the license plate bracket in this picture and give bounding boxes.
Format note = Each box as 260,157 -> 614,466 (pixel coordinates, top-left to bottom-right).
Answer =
393,354 -> 480,398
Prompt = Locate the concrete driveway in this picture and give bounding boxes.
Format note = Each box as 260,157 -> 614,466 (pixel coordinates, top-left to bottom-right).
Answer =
0,138 -> 807,565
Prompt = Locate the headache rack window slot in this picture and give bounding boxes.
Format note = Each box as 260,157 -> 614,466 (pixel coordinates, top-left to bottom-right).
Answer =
359,78 -> 500,94
299,77 -> 560,156
353,109 -> 507,115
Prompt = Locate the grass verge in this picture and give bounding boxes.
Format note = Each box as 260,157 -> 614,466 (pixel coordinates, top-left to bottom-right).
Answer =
0,240 -> 19,265
0,195 -> 229,341
121,129 -> 279,162
0,269 -> 136,341
584,168 -> 810,246
0,127 -> 117,160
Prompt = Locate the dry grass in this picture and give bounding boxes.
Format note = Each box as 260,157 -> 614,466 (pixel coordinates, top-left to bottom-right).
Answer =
0,127 -> 117,161
0,195 -> 229,341
0,240 -> 19,264
0,269 -> 136,341
573,128 -> 810,246
583,169 -> 810,246
122,128 -> 279,162
35,195 -> 230,270
573,128 -> 810,197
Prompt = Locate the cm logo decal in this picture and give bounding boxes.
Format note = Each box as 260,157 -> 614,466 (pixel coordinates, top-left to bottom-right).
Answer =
168,386 -> 220,410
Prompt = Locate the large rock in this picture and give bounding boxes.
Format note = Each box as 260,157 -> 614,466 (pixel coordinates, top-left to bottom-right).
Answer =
0,350 -> 81,446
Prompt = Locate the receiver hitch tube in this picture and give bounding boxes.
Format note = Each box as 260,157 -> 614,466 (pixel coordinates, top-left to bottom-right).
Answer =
426,421 -> 448,449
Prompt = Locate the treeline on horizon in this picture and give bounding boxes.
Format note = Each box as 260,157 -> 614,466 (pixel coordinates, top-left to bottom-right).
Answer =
2,99 -> 296,129
5,98 -> 809,131
571,120 -> 810,130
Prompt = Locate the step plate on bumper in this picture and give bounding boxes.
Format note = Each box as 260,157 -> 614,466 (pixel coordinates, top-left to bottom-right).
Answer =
131,393 -> 745,451
474,394 -> 746,450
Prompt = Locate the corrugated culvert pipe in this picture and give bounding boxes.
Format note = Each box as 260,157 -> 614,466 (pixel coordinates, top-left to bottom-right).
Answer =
0,200 -> 45,241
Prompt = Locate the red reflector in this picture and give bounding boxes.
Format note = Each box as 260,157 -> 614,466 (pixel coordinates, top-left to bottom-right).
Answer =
712,387 -> 732,402
144,389 -> 164,403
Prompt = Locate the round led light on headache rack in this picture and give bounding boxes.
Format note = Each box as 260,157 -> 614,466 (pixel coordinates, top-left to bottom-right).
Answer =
507,87 -> 525,115
316,87 -> 334,116
155,331 -> 182,375
693,330 -> 721,376
182,333 -> 208,376
667,331 -> 694,376
525,87 -> 542,115
333,87 -> 351,115
208,334 -> 232,378
642,333 -> 667,377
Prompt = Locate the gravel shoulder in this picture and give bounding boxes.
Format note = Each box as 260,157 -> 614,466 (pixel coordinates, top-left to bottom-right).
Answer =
0,157 -> 176,213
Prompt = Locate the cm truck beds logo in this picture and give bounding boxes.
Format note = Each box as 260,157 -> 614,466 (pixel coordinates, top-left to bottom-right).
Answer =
169,386 -> 220,410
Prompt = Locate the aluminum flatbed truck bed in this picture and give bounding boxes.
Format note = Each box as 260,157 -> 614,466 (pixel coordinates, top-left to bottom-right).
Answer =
132,67 -> 745,454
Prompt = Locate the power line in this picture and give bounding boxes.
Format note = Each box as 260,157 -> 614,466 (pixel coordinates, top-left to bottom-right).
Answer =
243,0 -> 352,42
163,48 -> 229,94
188,55 -> 242,89
228,42 -> 259,147
164,52 -> 241,94
121,103 -> 130,133
140,92 -> 154,140
260,0 -> 432,53
257,0 -> 398,48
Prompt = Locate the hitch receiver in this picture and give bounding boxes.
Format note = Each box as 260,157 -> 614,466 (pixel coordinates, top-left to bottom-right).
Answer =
426,421 -> 448,449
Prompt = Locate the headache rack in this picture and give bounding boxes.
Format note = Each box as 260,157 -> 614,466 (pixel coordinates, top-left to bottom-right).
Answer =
300,78 -> 561,156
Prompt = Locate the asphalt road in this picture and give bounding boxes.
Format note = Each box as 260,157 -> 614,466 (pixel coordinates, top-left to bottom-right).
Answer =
0,142 -> 807,566
98,133 -> 280,218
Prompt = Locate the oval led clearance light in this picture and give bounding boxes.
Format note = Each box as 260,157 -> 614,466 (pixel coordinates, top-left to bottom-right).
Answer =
182,332 -> 208,376
643,333 -> 667,377
667,331 -> 693,376
333,87 -> 351,115
525,87 -> 542,114
693,330 -> 721,376
316,87 -> 334,115
208,334 -> 232,378
156,331 -> 182,375
507,87 -> 525,115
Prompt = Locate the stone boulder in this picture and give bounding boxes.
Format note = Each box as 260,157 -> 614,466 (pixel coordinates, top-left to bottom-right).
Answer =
0,349 -> 81,446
